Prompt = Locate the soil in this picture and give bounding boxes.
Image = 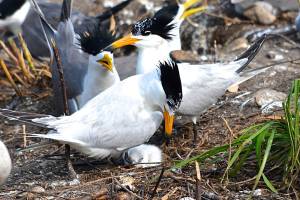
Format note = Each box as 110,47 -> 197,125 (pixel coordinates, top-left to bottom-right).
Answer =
0,0 -> 300,199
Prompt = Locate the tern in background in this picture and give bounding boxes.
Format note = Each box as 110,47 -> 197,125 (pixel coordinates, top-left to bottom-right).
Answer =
153,0 -> 206,50
77,27 -> 120,107
0,0 -> 30,34
106,15 -> 268,140
0,140 -> 11,185
0,60 -> 182,161
0,0 -> 132,58
31,0 -> 88,115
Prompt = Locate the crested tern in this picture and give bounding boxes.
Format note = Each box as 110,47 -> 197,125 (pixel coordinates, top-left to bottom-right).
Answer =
0,60 -> 183,160
105,15 -> 267,139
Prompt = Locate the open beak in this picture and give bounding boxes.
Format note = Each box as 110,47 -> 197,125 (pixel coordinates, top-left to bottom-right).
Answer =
105,34 -> 141,51
163,109 -> 175,137
181,0 -> 206,20
97,54 -> 113,72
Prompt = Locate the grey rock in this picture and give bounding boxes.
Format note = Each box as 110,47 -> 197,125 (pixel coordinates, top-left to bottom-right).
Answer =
254,88 -> 287,107
243,2 -> 277,25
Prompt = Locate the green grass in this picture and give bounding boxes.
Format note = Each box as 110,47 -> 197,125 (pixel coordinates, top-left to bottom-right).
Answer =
173,79 -> 300,193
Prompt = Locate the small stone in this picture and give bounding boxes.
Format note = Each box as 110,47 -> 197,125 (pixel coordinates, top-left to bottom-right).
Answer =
243,2 -> 277,25
180,197 -> 195,200
226,37 -> 249,52
254,89 -> 287,107
116,192 -> 132,200
227,84 -> 239,93
253,189 -> 262,196
31,186 -> 45,194
170,50 -> 199,63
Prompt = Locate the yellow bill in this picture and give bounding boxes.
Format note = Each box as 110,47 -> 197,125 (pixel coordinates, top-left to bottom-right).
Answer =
164,110 -> 175,137
181,5 -> 207,19
111,34 -> 141,49
97,54 -> 113,72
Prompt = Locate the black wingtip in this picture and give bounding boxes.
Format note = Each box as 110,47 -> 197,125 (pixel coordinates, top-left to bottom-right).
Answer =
159,60 -> 182,112
60,0 -> 72,22
235,34 -> 268,73
96,0 -> 133,21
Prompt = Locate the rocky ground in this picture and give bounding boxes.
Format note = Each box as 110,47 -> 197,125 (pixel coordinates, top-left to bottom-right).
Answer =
0,0 -> 300,199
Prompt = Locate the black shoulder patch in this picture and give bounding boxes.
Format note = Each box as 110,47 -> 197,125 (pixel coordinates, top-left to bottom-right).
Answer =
159,60 -> 182,111
78,26 -> 115,56
0,0 -> 26,19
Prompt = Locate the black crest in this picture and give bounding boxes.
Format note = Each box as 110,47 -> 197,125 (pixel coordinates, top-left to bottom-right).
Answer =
153,3 -> 179,23
78,26 -> 115,56
159,60 -> 182,111
132,14 -> 176,40
0,0 -> 26,19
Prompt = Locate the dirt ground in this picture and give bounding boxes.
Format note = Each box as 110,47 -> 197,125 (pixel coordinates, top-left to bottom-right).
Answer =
0,0 -> 300,199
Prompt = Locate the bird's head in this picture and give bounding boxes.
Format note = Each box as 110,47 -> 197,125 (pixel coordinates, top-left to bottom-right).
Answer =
104,0 -> 205,51
158,60 -> 182,137
105,16 -> 176,50
79,27 -> 115,72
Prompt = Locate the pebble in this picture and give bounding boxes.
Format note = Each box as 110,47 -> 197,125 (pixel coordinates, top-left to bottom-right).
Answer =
226,37 -> 249,52
180,197 -> 195,200
243,2 -> 277,25
253,189 -> 262,196
31,186 -> 45,194
254,89 -> 287,107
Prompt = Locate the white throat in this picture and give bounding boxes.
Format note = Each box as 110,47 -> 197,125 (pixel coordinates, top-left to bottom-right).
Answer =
136,41 -> 172,74
78,58 -> 120,108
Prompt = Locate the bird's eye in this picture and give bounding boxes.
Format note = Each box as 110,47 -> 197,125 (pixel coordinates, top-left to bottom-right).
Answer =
143,31 -> 151,36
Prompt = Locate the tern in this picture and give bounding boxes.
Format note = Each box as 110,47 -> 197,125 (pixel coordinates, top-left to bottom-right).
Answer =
105,15 -> 268,139
0,60 -> 182,160
153,0 -> 206,50
0,140 -> 11,185
1,0 -> 132,57
0,0 -> 30,35
77,28 -> 120,107
31,0 -> 88,115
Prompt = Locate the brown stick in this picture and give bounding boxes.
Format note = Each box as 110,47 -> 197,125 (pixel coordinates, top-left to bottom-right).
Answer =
17,50 -> 34,81
195,161 -> 202,200
150,167 -> 165,200
50,39 -> 69,115
0,59 -> 22,96
0,40 -> 18,65
18,33 -> 35,71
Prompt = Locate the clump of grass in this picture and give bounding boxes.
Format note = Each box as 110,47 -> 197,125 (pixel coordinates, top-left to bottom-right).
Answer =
173,79 -> 300,193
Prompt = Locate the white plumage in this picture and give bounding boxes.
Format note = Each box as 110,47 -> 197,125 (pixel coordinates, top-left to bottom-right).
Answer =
31,65 -> 177,159
123,144 -> 162,168
0,140 -> 11,185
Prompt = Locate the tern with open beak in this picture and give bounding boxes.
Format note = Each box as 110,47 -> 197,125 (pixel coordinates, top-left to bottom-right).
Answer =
77,27 -> 120,108
0,60 -> 182,160
105,13 -> 268,140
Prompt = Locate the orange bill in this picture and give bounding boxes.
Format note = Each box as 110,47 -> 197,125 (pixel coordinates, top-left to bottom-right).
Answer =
111,34 -> 141,49
164,110 -> 175,136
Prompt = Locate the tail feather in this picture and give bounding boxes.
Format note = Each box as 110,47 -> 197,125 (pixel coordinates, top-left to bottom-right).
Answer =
235,34 -> 268,73
60,0 -> 72,22
30,0 -> 56,62
96,0 -> 133,21
0,109 -> 53,129
31,134 -> 86,146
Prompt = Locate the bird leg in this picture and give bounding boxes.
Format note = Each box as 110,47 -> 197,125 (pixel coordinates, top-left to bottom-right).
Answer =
192,117 -> 198,147
65,144 -> 79,182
